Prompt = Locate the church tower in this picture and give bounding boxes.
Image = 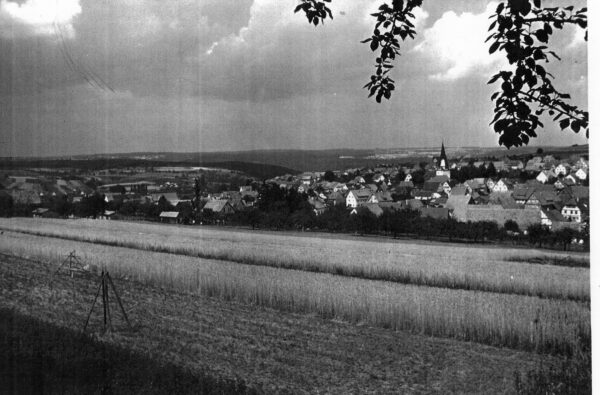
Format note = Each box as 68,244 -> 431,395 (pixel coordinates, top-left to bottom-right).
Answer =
436,142 -> 451,177
439,142 -> 448,170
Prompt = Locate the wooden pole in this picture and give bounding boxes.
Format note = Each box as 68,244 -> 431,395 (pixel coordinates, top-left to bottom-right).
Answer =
106,272 -> 132,330
83,279 -> 103,332
104,272 -> 113,333
101,271 -> 108,331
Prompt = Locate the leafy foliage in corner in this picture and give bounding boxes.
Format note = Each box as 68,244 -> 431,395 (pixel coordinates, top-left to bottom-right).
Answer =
294,0 -> 588,148
486,0 -> 588,148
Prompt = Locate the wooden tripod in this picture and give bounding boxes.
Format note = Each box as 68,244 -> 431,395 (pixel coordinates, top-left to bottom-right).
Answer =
83,271 -> 132,333
49,250 -> 84,284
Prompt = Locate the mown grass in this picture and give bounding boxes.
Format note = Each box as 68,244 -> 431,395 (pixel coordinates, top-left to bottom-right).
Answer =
0,218 -> 590,301
0,231 -> 589,356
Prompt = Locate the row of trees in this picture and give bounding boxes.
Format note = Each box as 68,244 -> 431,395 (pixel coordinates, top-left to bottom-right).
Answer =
1,184 -> 587,250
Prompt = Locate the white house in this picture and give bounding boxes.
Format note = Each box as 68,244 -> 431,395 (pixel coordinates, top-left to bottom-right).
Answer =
554,163 -> 569,176
345,189 -> 373,208
536,170 -> 556,184
561,203 -> 582,223
491,179 -> 513,193
574,168 -> 587,181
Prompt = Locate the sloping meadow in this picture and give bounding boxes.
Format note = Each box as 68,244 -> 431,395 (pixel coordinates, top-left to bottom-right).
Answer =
0,228 -> 589,356
0,218 -> 589,301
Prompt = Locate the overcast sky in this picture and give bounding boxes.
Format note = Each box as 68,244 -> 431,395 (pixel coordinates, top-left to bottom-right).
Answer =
0,0 -> 588,157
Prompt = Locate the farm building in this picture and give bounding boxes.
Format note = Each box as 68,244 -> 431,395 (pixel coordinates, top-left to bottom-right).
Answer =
159,211 -> 181,224
203,200 -> 235,215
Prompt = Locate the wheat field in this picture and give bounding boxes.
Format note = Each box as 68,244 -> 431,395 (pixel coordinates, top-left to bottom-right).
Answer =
0,218 -> 589,301
0,229 -> 589,355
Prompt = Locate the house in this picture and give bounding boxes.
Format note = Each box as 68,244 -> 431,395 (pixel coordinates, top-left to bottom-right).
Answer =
574,168 -> 588,181
536,170 -> 556,184
346,189 -> 373,208
412,189 -> 437,201
540,208 -> 568,229
98,210 -> 116,220
372,191 -> 393,204
32,208 -> 58,218
308,198 -> 327,215
490,178 -> 513,193
505,159 -> 524,170
464,178 -> 486,194
423,175 -> 451,195
326,191 -> 346,206
512,186 -> 536,205
525,157 -> 544,172
203,200 -> 235,215
488,192 -> 520,209
561,199 -> 588,223
543,155 -> 557,165
300,173 -> 313,185
353,176 -> 366,184
364,203 -> 384,217
159,211 -> 181,224
554,163 -> 570,176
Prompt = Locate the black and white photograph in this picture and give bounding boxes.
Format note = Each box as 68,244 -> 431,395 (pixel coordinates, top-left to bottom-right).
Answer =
0,0 -> 592,393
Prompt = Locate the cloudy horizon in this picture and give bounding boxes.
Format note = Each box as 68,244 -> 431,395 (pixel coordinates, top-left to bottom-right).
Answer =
0,0 -> 588,157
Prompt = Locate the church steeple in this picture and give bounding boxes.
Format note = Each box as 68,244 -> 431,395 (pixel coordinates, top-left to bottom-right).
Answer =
439,141 -> 448,170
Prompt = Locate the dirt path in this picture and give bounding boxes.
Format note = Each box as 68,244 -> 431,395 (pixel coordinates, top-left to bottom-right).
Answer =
0,254 -> 552,394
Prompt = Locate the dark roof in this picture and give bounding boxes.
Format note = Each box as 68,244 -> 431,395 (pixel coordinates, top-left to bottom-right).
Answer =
542,208 -> 567,223
203,200 -> 233,213
364,203 -> 384,217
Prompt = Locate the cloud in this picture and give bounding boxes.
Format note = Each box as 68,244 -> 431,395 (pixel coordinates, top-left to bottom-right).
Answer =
567,25 -> 586,49
413,2 -> 505,81
0,0 -> 81,38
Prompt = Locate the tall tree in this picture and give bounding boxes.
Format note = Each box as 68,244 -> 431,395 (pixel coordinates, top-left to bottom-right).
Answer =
295,0 -> 587,148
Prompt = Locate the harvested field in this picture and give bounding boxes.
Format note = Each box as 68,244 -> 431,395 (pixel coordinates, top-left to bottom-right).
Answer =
0,218 -> 590,301
0,230 -> 589,355
0,253 -> 559,393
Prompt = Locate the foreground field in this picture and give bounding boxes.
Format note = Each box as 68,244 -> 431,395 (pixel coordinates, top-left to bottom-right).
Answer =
0,230 -> 589,355
0,253 -> 559,393
0,218 -> 590,301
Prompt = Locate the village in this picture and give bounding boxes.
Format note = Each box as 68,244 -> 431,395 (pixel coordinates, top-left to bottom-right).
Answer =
0,144 -> 589,245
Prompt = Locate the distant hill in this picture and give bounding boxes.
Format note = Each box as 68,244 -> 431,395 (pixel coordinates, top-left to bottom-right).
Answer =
0,145 -> 588,174
0,157 -> 298,180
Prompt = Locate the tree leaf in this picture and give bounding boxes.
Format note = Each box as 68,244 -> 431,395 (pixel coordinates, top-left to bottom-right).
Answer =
489,41 -> 500,54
